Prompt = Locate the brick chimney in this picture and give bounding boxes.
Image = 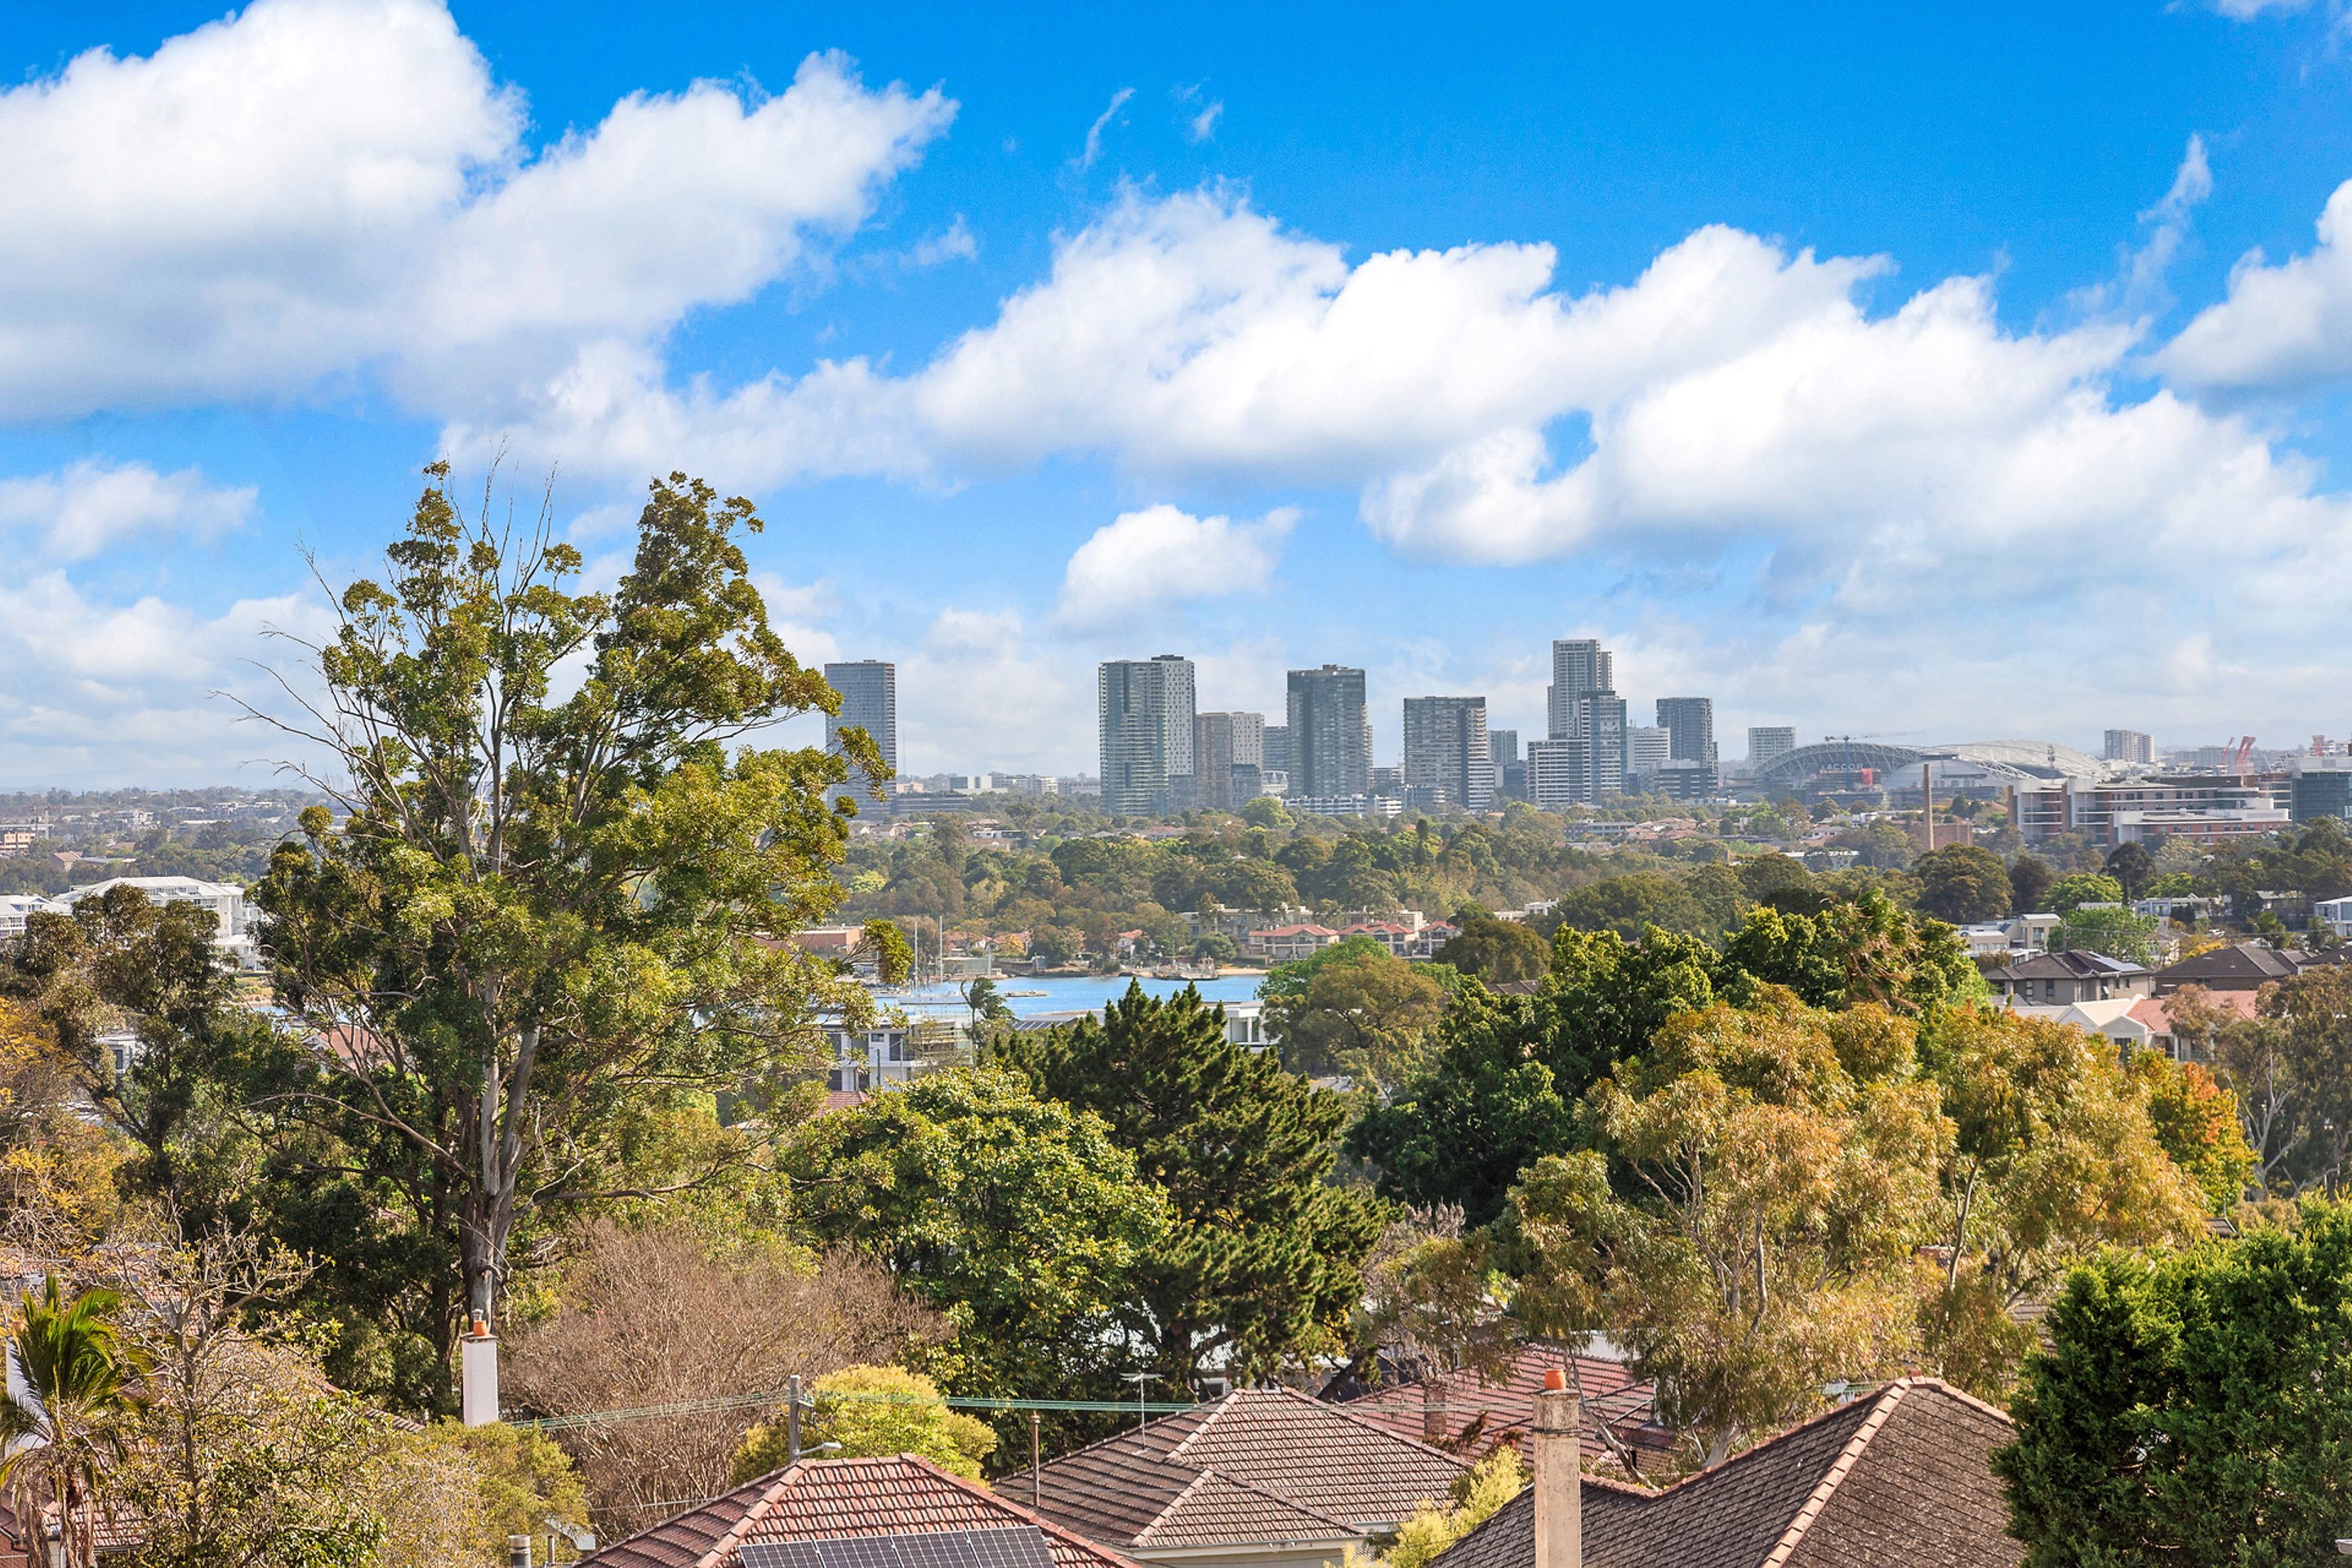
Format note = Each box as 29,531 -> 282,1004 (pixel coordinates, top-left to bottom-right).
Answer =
1533,1368 -> 1580,1568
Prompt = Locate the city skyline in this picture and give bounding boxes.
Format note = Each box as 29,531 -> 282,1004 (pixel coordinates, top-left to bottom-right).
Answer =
9,3 -> 2352,787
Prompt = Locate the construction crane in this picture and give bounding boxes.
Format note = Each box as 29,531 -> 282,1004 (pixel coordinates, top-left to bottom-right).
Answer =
2231,736 -> 2256,773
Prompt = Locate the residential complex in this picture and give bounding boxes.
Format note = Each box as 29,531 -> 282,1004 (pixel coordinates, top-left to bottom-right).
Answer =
2104,728 -> 2155,764
1401,696 -> 1494,812
1194,710 -> 1268,812
1287,664 -> 1370,800
1098,655 -> 1197,816
823,659 -> 898,808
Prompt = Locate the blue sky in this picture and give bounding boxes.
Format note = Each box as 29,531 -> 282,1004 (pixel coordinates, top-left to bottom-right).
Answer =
7,0 -> 2352,786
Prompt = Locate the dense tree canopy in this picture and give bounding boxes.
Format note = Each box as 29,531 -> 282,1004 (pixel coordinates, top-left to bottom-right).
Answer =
994,984 -> 1385,1384
1998,1205 -> 2352,1568
1913,846 -> 2014,924
250,467 -> 874,1368
782,1069 -> 1169,1421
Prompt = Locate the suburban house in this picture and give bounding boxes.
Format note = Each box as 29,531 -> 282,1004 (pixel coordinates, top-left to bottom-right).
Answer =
577,1453 -> 1142,1568
1336,1348 -> 1665,1473
1024,1388 -> 1468,1568
1978,950 -> 2154,1005
1433,1375 -> 2022,1568
2152,943 -> 2305,994
1955,914 -> 2060,960
2122,990 -> 2260,1062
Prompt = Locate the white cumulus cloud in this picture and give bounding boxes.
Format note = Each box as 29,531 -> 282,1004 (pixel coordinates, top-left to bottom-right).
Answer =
2158,176 -> 2352,392
1055,504 -> 1294,626
0,460 -> 256,562
0,0 -> 954,420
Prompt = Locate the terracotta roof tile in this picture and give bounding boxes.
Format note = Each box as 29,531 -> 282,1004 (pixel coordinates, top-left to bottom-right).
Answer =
1432,1380 -> 2021,1568
585,1454 -> 1142,1568
1342,1349 -> 1657,1468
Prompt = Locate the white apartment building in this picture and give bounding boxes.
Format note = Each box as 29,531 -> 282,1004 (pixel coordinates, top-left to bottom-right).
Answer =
57,875 -> 248,937
0,893 -> 61,939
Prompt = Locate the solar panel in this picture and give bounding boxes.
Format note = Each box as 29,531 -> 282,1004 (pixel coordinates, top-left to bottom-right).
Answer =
742,1526 -> 1058,1568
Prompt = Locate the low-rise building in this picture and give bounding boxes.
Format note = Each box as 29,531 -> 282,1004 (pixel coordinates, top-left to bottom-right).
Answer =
57,875 -> 247,938
1979,949 -> 2154,1005
578,1453 -> 1141,1568
1027,1388 -> 1468,1568
1246,924 -> 1343,961
1432,1377 -> 2022,1568
0,893 -> 60,939
2153,942 -> 2305,994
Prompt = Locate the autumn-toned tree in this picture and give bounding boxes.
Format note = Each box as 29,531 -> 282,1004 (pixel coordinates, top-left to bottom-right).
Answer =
1918,1009 -> 2207,1392
504,1220 -> 936,1535
1502,992 -> 1947,1465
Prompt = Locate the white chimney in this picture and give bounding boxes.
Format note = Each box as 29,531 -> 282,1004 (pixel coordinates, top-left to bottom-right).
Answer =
1532,1368 -> 1581,1568
461,1316 -> 501,1427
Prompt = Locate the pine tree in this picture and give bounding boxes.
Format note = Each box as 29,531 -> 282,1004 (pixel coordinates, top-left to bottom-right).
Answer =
996,983 -> 1386,1387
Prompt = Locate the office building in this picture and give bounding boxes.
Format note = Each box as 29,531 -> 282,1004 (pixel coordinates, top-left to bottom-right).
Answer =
2293,755 -> 2352,822
1195,712 -> 1267,813
1287,665 -> 1370,800
1099,656 -> 1197,816
1545,639 -> 1614,740
1748,726 -> 1797,768
823,660 -> 898,808
1402,696 -> 1494,812
2104,729 -> 2155,765
1656,696 -> 1719,792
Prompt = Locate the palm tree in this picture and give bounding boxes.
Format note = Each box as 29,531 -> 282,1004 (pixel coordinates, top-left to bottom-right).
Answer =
0,1276 -> 147,1568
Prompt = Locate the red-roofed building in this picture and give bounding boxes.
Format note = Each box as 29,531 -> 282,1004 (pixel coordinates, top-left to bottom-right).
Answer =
1340,1348 -> 1664,1474
580,1454 -> 1143,1568
2126,988 -> 2261,1062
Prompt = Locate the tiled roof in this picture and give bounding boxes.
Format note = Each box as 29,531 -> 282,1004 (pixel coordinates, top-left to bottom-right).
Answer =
1028,1388 -> 1469,1552
2156,944 -> 2302,985
1433,1379 -> 2020,1568
1341,1349 -> 1659,1469
1984,950 -> 2148,982
2127,990 -> 2259,1033
582,1454 -> 1143,1568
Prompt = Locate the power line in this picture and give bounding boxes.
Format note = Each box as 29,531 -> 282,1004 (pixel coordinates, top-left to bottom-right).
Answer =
510,1384 -> 1199,1432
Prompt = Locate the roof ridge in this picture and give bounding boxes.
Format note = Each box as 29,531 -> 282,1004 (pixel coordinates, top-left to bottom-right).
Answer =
1040,1397 -> 1218,1468
886,1452 -> 1153,1568
1894,1374 -> 2016,1428
702,1459 -> 810,1567
1628,1384 -> 1888,1500
1165,1389 -> 1237,1462
1755,1383 -> 1912,1568
1264,1385 -> 1473,1466
1134,1466 -> 1358,1547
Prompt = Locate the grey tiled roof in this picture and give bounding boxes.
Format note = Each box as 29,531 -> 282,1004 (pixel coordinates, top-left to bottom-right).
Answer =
1028,1388 -> 1470,1552
1433,1379 -> 2021,1568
